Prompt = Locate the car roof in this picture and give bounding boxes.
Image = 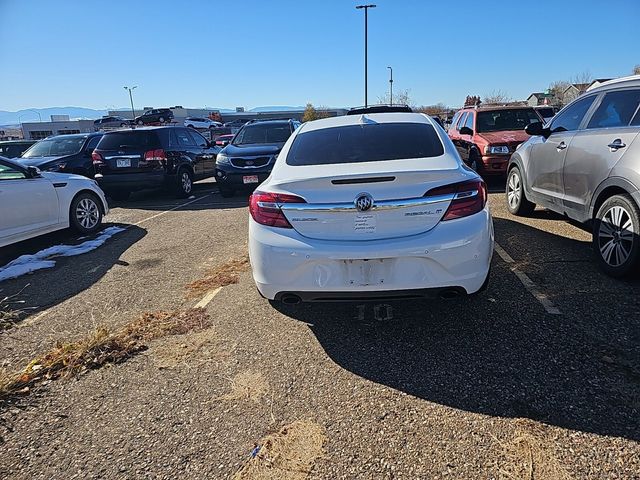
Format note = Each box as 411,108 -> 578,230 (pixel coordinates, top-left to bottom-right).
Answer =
45,132 -> 102,140
299,112 -> 434,133
0,140 -> 34,144
347,104 -> 413,115
586,74 -> 640,93
461,105 -> 535,112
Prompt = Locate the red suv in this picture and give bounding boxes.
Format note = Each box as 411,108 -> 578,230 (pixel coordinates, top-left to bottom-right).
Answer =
447,105 -> 542,175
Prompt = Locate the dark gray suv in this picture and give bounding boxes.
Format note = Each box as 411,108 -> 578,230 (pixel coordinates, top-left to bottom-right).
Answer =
506,76 -> 640,277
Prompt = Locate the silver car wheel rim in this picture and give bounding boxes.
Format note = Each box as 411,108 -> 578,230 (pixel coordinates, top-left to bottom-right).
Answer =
598,205 -> 634,267
182,172 -> 192,193
507,171 -> 521,209
76,198 -> 99,229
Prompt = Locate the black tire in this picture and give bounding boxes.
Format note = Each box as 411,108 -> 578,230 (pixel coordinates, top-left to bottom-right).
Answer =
592,194 -> 640,278
158,116 -> 165,123
175,168 -> 193,198
506,166 -> 535,216
467,149 -> 480,172
137,120 -> 143,125
107,190 -> 131,201
187,124 -> 195,129
120,123 -> 127,127
70,192 -> 103,234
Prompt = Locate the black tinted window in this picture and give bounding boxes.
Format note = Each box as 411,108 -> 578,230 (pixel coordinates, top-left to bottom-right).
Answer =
287,123 -> 444,166
233,123 -> 292,145
587,89 -> 640,129
189,130 -> 208,148
176,129 -> 195,147
476,109 -> 540,132
85,136 -> 101,150
550,95 -> 596,133
97,131 -> 160,150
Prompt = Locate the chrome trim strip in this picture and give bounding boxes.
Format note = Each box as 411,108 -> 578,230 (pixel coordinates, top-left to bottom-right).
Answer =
104,155 -> 140,160
279,193 -> 461,213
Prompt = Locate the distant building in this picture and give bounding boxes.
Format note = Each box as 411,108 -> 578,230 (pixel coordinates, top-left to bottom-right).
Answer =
21,115 -> 95,140
587,78 -> 614,90
563,83 -> 591,103
527,92 -> 555,107
0,128 -> 23,140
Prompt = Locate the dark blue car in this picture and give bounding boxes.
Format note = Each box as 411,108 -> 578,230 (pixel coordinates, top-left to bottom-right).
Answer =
214,119 -> 300,197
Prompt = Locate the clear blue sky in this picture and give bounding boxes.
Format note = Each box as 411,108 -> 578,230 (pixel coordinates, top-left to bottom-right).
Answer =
1,0 -> 638,111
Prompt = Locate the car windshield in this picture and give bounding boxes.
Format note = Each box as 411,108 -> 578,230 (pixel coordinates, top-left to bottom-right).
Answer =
476,109 -> 541,132
287,122 -> 444,166
233,123 -> 291,145
21,136 -> 86,158
536,108 -> 554,118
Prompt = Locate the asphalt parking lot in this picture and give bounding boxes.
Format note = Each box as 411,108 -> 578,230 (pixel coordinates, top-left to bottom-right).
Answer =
0,178 -> 638,479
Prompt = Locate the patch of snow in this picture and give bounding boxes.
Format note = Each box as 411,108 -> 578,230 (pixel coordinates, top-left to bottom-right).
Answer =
0,226 -> 125,283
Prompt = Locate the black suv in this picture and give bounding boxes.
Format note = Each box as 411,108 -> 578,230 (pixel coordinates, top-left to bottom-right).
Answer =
93,126 -> 220,199
19,133 -> 103,177
215,119 -> 300,197
134,108 -> 174,125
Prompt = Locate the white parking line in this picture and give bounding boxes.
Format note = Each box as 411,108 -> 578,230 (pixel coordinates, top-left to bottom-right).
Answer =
194,287 -> 222,309
130,194 -> 213,227
494,242 -> 562,315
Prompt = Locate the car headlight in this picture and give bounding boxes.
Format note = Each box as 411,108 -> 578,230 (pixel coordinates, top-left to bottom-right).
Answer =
485,145 -> 509,155
216,153 -> 231,165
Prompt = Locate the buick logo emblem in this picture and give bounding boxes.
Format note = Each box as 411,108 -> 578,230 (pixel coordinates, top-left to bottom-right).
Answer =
355,193 -> 374,212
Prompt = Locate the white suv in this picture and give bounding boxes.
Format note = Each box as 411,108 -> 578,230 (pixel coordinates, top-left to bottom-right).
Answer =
184,117 -> 221,129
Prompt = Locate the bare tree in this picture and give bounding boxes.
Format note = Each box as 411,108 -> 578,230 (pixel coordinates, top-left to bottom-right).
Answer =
633,65 -> 640,75
482,90 -> 512,105
549,80 -> 571,106
377,89 -> 412,107
416,103 -> 448,116
571,70 -> 593,86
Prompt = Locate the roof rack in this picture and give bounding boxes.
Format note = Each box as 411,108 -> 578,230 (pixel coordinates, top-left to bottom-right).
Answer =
346,104 -> 413,115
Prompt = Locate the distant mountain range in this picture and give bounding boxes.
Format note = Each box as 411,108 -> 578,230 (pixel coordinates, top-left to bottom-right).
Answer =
0,105 -> 310,126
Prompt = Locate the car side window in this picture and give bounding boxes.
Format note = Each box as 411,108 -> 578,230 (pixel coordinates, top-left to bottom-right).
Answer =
586,89 -> 640,129
464,112 -> 474,131
176,129 -> 196,147
85,136 -> 101,151
450,112 -> 461,129
189,130 -> 208,148
456,113 -> 467,131
549,95 -> 596,134
0,162 -> 27,180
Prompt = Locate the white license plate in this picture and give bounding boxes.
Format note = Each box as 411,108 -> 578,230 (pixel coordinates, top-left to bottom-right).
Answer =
344,259 -> 386,286
243,175 -> 259,184
116,159 -> 131,168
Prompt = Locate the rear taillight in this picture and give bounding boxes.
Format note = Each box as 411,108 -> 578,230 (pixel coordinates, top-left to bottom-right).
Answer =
144,149 -> 167,162
249,191 -> 306,228
425,179 -> 487,220
91,151 -> 104,166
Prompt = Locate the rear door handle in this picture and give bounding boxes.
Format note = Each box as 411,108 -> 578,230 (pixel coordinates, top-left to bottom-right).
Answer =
608,139 -> 626,151
557,141 -> 567,151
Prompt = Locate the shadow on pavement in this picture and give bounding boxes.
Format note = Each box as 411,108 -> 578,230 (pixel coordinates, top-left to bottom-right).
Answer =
0,225 -> 146,328
272,218 -> 640,441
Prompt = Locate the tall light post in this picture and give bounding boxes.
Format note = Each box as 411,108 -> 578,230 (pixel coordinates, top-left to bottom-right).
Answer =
123,86 -> 137,121
387,66 -> 393,105
356,4 -> 376,107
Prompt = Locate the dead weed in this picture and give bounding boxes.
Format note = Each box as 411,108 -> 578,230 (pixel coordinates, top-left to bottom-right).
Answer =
233,420 -> 327,480
218,370 -> 269,403
0,308 -> 211,403
186,255 -> 250,298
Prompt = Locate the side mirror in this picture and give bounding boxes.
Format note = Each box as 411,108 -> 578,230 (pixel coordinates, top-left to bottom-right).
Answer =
525,121 -> 548,137
27,166 -> 41,178
459,126 -> 473,136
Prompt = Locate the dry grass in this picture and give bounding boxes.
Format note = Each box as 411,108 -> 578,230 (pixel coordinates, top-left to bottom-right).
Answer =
233,420 -> 327,480
0,287 -> 30,330
0,308 -> 211,403
498,420 -> 573,480
218,370 -> 269,403
186,255 -> 250,298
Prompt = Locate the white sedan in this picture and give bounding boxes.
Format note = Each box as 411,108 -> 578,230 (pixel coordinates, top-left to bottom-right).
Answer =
248,111 -> 494,303
184,117 -> 222,129
0,156 -> 108,248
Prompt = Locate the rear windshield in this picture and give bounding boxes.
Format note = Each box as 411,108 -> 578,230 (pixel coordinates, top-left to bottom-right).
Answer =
233,123 -> 291,145
536,107 -> 554,117
476,109 -> 541,132
97,131 -> 160,150
22,136 -> 86,158
286,122 -> 444,166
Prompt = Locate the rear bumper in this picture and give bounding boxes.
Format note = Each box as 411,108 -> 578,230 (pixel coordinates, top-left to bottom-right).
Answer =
95,171 -> 170,191
249,206 -> 494,301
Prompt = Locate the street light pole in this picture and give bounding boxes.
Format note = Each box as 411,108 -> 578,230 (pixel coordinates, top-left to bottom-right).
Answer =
356,4 -> 376,107
387,66 -> 393,105
27,109 -> 42,122
124,86 -> 137,122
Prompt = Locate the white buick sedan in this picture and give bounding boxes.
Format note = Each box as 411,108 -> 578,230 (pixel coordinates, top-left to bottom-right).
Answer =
0,156 -> 108,248
248,110 -> 494,303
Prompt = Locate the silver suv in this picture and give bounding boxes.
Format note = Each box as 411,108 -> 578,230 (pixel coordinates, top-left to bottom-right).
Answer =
506,76 -> 640,277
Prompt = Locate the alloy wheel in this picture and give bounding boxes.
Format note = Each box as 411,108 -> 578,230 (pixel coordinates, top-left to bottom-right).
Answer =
507,170 -> 521,209
181,172 -> 192,194
597,205 -> 634,267
76,198 -> 100,230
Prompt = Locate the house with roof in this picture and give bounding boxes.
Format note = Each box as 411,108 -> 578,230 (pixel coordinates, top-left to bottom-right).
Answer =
527,92 -> 555,107
587,78 -> 614,90
562,83 -> 591,103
